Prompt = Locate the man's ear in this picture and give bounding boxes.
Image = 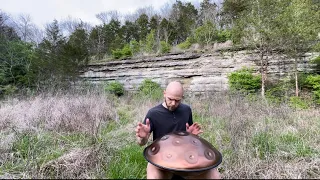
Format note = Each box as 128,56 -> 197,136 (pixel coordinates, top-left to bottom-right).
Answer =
163,90 -> 166,97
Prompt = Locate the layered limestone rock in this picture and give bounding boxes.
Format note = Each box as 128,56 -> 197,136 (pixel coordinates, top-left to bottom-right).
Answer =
80,50 -> 318,94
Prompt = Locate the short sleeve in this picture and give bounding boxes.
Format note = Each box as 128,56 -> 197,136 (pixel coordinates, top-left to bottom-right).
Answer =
188,106 -> 193,126
143,110 -> 154,133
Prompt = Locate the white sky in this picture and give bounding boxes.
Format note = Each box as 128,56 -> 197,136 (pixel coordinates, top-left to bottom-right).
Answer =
1,0 -> 202,28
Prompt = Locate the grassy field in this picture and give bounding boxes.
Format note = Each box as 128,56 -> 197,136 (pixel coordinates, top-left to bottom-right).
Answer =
0,89 -> 319,179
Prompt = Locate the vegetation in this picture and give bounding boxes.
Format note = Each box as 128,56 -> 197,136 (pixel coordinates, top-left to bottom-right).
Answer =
228,67 -> 261,93
137,79 -> 163,100
1,0 -> 319,98
0,87 -> 319,179
104,81 -> 125,96
0,0 -> 320,178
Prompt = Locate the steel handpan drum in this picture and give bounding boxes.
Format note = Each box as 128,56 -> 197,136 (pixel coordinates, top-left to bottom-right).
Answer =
143,131 -> 222,177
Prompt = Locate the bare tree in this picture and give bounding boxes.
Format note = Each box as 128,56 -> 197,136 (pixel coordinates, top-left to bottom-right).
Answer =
6,13 -> 44,44
136,5 -> 156,18
123,12 -> 139,22
60,16 -> 92,36
159,2 -> 173,19
96,10 -> 121,24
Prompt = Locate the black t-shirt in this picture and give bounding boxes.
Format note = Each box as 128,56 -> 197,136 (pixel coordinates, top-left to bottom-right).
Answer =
143,103 -> 193,141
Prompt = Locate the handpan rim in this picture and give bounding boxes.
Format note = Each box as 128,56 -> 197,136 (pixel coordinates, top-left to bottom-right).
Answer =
143,131 -> 223,173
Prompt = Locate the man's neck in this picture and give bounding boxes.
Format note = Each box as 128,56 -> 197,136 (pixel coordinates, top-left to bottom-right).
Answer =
161,102 -> 168,109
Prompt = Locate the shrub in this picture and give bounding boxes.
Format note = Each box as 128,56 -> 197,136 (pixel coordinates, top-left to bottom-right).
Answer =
130,40 -> 140,55
105,81 -> 125,96
112,49 -> 123,59
137,79 -> 163,100
217,29 -> 232,43
265,78 -> 293,104
121,44 -> 132,58
160,41 -> 171,54
112,44 -> 133,59
289,96 -> 310,109
228,67 -> 261,93
305,74 -> 320,103
177,37 -> 192,49
145,30 -> 156,53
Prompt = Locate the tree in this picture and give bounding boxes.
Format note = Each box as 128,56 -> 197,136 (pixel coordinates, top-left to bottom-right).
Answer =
34,19 -> 68,88
0,11 -> 20,41
194,21 -> 217,46
145,29 -> 156,53
159,18 -> 175,44
96,10 -> 121,24
62,24 -> 90,81
60,16 -> 92,36
0,36 -> 36,93
170,1 -> 198,44
136,13 -> 149,41
88,25 -> 105,59
278,0 -> 320,97
221,0 -> 250,43
122,20 -> 139,43
236,0 -> 285,97
198,0 -> 219,26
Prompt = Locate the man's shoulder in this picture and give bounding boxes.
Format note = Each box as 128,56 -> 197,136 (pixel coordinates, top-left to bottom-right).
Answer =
179,103 -> 191,110
147,104 -> 164,113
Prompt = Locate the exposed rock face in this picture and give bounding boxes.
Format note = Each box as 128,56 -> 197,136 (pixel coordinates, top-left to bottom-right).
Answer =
80,51 -> 318,94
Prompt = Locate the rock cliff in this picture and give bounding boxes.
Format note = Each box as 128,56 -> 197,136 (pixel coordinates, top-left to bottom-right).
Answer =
80,50 -> 318,94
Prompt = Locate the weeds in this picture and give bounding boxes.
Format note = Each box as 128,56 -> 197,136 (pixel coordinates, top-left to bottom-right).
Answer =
0,90 -> 319,179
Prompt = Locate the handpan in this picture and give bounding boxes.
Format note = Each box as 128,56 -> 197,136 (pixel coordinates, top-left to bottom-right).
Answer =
143,131 -> 222,177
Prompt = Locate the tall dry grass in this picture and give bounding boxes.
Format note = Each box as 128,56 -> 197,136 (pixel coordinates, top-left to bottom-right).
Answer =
187,93 -> 320,179
0,90 -> 319,179
0,90 -> 117,135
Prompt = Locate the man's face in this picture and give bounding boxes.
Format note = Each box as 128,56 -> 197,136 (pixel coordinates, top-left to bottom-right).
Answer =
164,95 -> 182,111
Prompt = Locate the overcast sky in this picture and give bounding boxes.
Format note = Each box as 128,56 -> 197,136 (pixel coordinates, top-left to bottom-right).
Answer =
1,0 -> 202,28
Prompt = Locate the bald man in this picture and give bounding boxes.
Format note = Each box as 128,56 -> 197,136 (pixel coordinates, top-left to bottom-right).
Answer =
135,81 -> 221,179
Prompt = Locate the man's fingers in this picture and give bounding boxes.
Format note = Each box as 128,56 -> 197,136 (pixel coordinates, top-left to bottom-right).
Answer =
145,118 -> 150,127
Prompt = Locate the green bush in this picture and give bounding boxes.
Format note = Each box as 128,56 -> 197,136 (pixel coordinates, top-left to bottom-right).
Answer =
130,40 -> 140,55
217,29 -> 232,43
310,56 -> 320,73
160,41 -> 171,54
137,79 -> 163,100
228,67 -> 261,93
289,96 -> 310,109
305,74 -> 320,103
112,44 -> 133,59
178,37 -> 192,49
121,44 -> 132,58
145,30 -> 156,53
105,81 -> 125,96
265,78 -> 293,104
112,49 -> 123,59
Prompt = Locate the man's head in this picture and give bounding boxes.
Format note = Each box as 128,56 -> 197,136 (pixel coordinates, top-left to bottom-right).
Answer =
163,81 -> 184,111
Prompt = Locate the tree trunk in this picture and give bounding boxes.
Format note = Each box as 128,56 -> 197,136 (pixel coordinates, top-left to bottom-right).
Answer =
260,51 -> 265,98
294,57 -> 299,97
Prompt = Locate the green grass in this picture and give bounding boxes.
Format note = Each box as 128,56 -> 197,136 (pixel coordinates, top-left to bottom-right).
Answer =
279,133 -> 318,158
1,131 -> 95,176
252,132 -> 277,159
106,144 -> 146,179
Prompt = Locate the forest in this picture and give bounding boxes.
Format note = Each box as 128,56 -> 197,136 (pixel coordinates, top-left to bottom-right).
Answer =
0,0 -> 319,100
0,0 -> 320,179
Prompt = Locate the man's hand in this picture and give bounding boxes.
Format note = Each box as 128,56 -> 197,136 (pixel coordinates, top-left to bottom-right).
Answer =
186,122 -> 203,135
135,118 -> 151,138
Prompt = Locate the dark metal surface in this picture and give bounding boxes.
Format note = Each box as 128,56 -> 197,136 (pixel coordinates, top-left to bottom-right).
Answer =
143,131 -> 222,177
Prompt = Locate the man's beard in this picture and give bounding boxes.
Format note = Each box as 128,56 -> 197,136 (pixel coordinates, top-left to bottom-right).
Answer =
165,99 -> 178,111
